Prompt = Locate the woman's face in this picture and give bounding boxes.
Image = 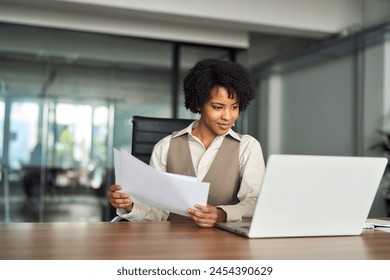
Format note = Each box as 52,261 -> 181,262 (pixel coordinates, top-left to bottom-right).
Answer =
198,86 -> 239,136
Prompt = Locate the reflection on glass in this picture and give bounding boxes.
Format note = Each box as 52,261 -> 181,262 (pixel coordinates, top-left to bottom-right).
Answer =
0,100 -> 4,218
6,100 -> 41,222
54,103 -> 92,168
92,106 -> 108,189
0,24 -> 239,222
113,99 -> 171,154
45,102 -> 111,192
0,101 -> 4,160
9,102 -> 40,170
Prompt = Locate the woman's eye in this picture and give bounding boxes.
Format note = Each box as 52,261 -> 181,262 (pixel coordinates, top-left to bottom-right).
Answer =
213,106 -> 223,110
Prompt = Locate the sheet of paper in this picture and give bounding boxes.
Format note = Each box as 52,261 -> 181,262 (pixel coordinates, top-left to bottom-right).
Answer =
113,148 -> 121,185
366,219 -> 390,227
364,219 -> 390,230
113,148 -> 210,216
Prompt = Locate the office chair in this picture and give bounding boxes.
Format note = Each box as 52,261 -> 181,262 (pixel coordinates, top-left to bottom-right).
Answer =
110,115 -> 194,222
131,115 -> 194,164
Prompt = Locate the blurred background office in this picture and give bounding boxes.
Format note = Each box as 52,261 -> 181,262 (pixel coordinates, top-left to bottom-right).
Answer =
1,0 -> 390,223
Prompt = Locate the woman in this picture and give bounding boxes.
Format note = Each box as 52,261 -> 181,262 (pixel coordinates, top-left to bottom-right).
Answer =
108,58 -> 265,227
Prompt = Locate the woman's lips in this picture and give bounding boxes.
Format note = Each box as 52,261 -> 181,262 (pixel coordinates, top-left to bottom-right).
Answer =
218,123 -> 231,130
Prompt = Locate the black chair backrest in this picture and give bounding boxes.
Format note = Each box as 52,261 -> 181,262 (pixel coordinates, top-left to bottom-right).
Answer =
131,115 -> 194,164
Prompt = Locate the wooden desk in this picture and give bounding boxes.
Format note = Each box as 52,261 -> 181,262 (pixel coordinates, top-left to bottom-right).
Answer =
0,221 -> 389,260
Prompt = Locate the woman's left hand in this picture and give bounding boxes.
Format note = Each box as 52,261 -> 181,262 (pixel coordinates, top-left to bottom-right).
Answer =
188,204 -> 227,228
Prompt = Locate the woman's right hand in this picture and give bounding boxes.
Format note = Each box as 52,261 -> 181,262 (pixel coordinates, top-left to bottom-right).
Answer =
108,185 -> 134,213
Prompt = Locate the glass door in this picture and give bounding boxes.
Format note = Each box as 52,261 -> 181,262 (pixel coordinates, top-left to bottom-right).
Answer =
48,101 -> 109,191
0,92 -> 6,222
41,100 -> 109,222
0,96 -> 111,222
4,97 -> 41,222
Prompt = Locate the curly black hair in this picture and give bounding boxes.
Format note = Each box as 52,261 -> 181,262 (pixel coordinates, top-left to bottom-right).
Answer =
183,58 -> 255,113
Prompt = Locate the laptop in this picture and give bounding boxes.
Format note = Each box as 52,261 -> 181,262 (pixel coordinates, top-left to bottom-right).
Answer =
216,154 -> 387,238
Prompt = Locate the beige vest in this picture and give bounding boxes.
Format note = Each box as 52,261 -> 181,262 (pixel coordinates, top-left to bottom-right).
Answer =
166,133 -> 241,221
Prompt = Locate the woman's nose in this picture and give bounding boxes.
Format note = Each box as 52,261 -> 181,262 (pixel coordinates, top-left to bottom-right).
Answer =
222,108 -> 232,120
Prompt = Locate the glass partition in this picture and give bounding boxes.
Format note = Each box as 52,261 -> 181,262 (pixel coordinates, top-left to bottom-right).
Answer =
0,24 -> 241,222
0,25 -> 173,222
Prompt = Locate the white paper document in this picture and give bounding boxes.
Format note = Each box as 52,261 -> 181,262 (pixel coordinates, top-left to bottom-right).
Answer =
113,148 -> 210,216
364,219 -> 390,232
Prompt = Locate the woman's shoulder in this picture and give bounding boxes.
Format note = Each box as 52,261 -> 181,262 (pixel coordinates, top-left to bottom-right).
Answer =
237,134 -> 262,154
154,134 -> 173,149
238,133 -> 260,145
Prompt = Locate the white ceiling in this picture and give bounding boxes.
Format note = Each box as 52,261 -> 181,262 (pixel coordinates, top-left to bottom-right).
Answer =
1,0 -> 390,48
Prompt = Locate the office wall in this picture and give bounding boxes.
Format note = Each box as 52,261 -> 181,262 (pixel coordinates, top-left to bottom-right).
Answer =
256,32 -> 390,155
253,28 -> 390,217
361,37 -> 390,217
362,41 -> 390,154
280,55 -> 355,156
259,55 -> 355,157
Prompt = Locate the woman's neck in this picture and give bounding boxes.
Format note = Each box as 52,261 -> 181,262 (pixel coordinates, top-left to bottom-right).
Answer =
192,123 -> 217,150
